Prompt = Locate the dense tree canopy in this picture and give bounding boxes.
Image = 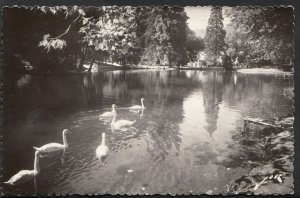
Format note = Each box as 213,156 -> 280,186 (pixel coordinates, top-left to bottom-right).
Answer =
140,6 -> 189,67
37,6 -> 190,68
4,6 -> 294,75
4,5 -> 193,75
38,6 -> 139,69
225,24 -> 250,63
225,7 -> 294,66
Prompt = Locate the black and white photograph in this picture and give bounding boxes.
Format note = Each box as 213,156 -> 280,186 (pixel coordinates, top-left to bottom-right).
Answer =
2,5 -> 294,195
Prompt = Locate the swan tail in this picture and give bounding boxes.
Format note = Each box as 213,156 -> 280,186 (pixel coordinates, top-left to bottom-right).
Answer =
33,146 -> 41,151
4,181 -> 13,185
132,120 -> 136,125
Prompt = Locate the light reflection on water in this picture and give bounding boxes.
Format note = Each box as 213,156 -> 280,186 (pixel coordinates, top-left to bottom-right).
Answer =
4,70 -> 293,195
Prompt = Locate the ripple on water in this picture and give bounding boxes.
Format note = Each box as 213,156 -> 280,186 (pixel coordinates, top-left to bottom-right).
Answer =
4,70 -> 293,195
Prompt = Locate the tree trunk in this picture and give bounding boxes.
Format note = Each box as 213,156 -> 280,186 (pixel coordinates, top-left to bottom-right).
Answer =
123,54 -> 126,68
78,45 -> 87,72
74,52 -> 78,65
78,55 -> 85,71
168,56 -> 171,68
88,56 -> 95,73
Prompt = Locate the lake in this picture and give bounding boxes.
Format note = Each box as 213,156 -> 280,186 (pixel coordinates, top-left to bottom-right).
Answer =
3,70 -> 294,195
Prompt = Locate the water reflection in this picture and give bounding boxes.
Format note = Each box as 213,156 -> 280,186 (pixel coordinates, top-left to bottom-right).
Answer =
202,71 -> 223,136
4,70 -> 293,195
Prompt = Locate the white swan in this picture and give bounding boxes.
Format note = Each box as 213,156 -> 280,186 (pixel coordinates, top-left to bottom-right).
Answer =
96,133 -> 109,160
111,111 -> 136,130
4,151 -> 40,185
129,98 -> 145,110
33,129 -> 71,153
99,104 -> 116,120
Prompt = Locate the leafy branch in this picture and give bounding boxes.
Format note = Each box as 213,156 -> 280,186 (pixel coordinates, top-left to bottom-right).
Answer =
38,14 -> 82,52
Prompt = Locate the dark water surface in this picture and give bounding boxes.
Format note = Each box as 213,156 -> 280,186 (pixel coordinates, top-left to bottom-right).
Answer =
3,70 -> 293,195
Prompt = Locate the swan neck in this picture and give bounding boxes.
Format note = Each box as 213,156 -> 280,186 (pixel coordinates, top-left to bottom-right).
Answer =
111,112 -> 116,125
63,131 -> 68,147
141,100 -> 144,108
101,133 -> 106,145
34,154 -> 40,174
112,108 -> 116,115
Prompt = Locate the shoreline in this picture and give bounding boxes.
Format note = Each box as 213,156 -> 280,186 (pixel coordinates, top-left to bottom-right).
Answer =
237,68 -> 293,75
22,64 -> 293,76
85,63 -> 293,73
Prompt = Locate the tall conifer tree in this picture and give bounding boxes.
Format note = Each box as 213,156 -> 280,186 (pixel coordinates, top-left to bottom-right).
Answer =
204,7 -> 226,63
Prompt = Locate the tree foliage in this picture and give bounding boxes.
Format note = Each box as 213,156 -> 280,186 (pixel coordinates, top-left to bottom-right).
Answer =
37,6 -> 138,67
36,6 -> 86,52
36,6 -> 190,68
225,7 -> 294,65
4,6 -> 201,75
3,6 -> 86,75
204,7 -> 226,61
225,24 -> 250,63
141,6 -> 189,67
186,29 -> 205,62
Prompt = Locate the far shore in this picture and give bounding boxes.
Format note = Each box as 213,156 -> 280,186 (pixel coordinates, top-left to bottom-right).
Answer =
82,62 -> 293,74
21,62 -> 293,76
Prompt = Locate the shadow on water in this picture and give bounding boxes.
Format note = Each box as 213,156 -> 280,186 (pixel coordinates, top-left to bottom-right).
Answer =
3,70 -> 293,195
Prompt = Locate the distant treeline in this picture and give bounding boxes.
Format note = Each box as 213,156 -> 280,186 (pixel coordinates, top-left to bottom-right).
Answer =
3,6 -> 294,75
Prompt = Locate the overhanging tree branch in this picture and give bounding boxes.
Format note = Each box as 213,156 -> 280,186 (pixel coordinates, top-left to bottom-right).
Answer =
50,15 -> 81,40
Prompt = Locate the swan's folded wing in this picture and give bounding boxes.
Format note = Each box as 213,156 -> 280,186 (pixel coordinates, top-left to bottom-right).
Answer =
100,111 -> 113,117
38,143 -> 65,152
118,120 -> 134,126
129,105 -> 142,110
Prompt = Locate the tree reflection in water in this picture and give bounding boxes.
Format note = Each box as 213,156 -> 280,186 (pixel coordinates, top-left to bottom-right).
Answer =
4,69 -> 293,195
202,71 -> 224,137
